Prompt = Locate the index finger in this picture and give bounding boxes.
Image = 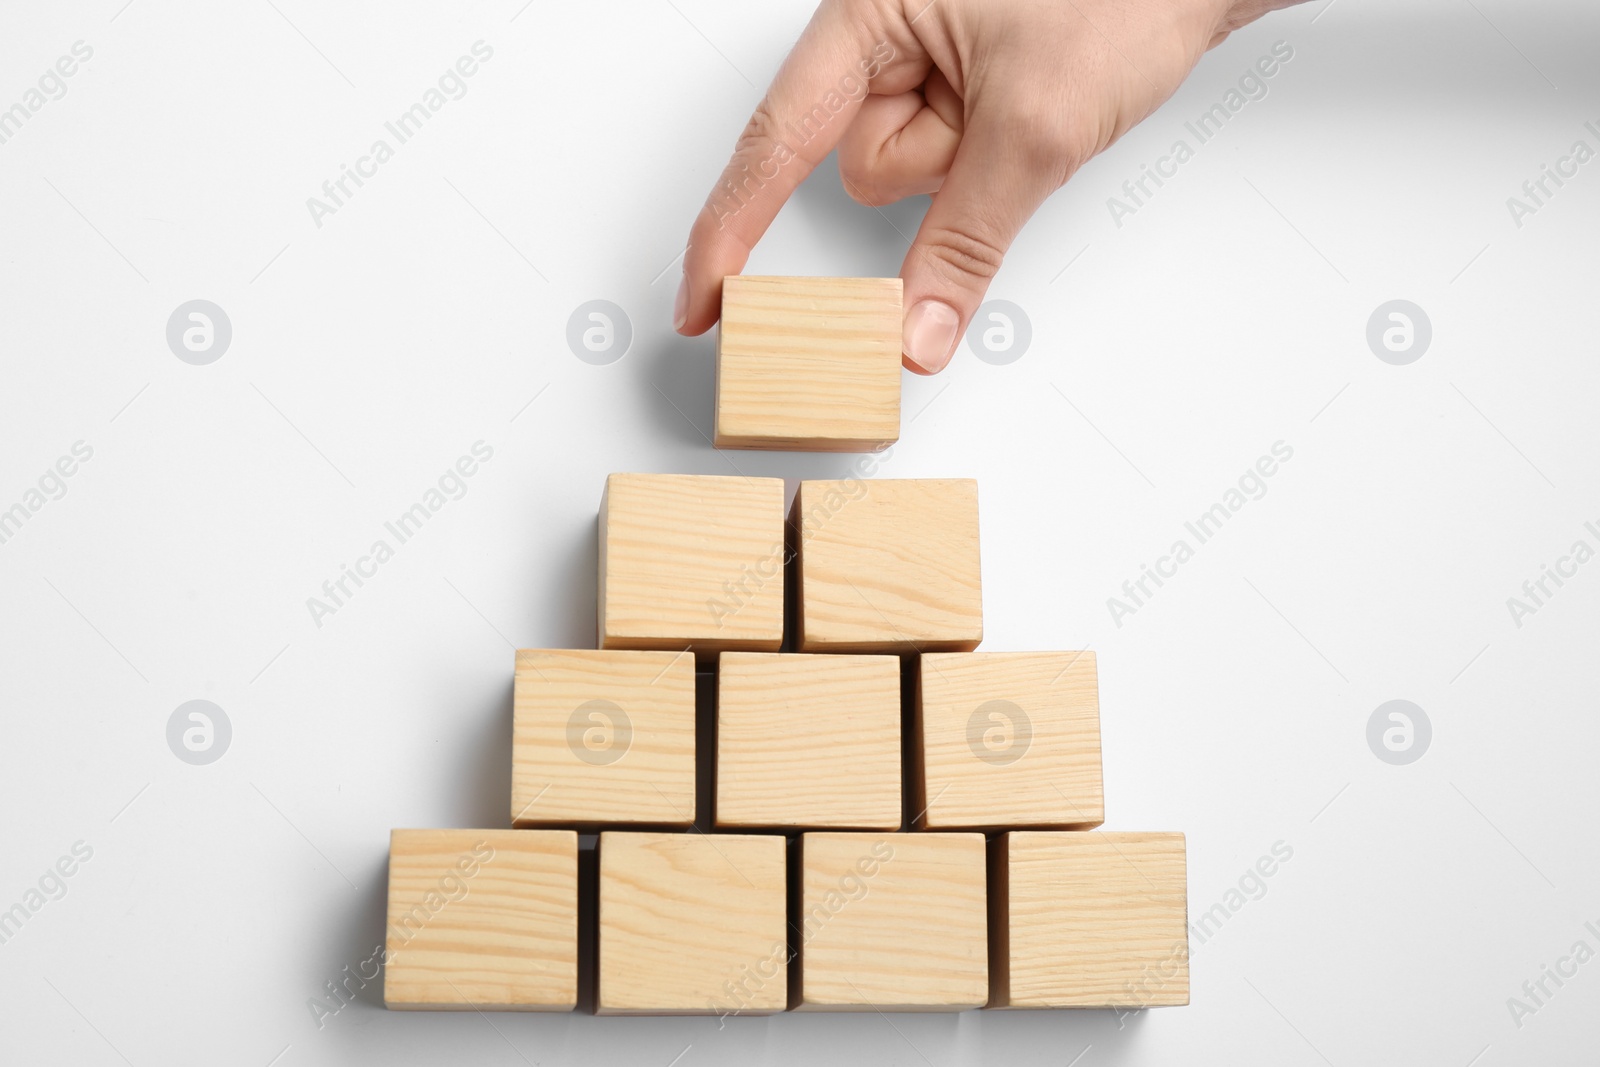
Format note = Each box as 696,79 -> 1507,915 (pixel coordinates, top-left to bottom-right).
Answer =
676,3 -> 894,335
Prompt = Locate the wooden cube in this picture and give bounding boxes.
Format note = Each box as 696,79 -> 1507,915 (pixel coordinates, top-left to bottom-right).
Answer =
715,276 -> 901,452
599,473 -> 785,659
914,652 -> 1103,830
791,478 -> 982,653
793,832 -> 987,1011
384,829 -> 577,1011
990,831 -> 1189,1009
512,649 -> 695,829
597,831 -> 787,1015
715,653 -> 900,830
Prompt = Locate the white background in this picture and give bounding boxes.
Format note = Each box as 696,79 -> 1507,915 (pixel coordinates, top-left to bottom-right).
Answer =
1,0 -> 1597,1063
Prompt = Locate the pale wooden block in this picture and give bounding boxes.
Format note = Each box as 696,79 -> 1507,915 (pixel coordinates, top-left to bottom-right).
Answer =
793,832 -> 987,1011
599,472 -> 785,659
715,653 -> 901,830
512,649 -> 695,828
384,829 -> 577,1011
792,478 -> 982,653
597,831 -> 787,1015
990,831 -> 1189,1009
914,652 -> 1103,830
715,276 -> 902,453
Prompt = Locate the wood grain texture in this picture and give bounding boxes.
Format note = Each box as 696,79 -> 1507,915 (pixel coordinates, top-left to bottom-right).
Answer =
793,832 -> 987,1011
599,472 -> 785,659
715,276 -> 902,452
512,649 -> 695,829
914,652 -> 1103,830
792,478 -> 982,653
714,653 -> 901,830
597,831 -> 787,1015
990,831 -> 1189,1009
384,829 -> 577,1011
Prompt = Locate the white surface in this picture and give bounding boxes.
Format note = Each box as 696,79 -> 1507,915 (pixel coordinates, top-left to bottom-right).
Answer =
1,0 -> 1597,1063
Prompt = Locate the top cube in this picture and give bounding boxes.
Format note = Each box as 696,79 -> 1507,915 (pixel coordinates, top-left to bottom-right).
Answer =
715,276 -> 902,453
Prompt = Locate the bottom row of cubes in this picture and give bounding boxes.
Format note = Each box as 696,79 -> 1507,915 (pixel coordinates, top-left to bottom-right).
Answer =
384,828 -> 1190,1014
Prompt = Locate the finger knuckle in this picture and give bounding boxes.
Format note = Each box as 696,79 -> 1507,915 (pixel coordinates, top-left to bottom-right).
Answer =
733,100 -> 784,163
921,224 -> 1006,287
836,148 -> 889,206
842,176 -> 887,207
1005,100 -> 1089,182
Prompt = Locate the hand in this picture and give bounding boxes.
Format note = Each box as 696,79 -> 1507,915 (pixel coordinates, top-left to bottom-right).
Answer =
675,0 -> 1303,372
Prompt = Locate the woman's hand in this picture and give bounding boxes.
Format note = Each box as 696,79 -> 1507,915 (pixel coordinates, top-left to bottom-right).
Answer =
675,0 -> 1303,372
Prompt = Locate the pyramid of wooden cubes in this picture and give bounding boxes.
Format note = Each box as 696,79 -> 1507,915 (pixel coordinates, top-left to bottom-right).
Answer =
383,278 -> 1189,1016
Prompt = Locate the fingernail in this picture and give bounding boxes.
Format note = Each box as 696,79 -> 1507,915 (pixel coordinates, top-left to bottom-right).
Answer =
902,300 -> 960,373
673,273 -> 690,331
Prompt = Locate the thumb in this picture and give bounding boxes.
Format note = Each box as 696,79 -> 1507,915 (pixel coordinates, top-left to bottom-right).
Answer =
899,110 -> 1065,374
